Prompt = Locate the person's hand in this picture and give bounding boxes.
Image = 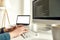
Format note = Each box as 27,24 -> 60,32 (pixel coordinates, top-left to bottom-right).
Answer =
9,25 -> 28,38
4,26 -> 16,32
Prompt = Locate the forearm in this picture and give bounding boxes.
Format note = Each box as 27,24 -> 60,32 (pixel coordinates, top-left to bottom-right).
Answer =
0,33 -> 10,40
0,27 -> 15,34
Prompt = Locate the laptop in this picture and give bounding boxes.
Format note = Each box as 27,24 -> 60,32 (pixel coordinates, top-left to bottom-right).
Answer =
16,15 -> 30,26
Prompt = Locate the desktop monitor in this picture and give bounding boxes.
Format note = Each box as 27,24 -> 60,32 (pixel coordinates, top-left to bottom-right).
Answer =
33,0 -> 60,25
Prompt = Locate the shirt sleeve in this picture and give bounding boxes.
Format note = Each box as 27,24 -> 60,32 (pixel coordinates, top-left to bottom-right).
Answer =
0,33 -> 10,40
0,28 -> 5,34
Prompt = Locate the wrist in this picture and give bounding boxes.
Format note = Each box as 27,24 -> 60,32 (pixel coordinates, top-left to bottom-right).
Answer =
9,32 -> 14,38
9,31 -> 19,38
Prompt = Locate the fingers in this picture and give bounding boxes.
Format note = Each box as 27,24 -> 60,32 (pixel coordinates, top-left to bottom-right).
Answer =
16,25 -> 27,30
16,25 -> 24,27
9,25 -> 28,38
17,27 -> 28,32
9,25 -> 28,34
16,26 -> 28,34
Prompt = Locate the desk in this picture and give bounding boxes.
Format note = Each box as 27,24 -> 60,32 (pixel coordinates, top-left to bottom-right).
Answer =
11,36 -> 24,40
11,30 -> 53,40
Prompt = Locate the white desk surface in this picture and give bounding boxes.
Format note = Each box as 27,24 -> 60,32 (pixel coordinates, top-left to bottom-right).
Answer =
11,30 -> 53,40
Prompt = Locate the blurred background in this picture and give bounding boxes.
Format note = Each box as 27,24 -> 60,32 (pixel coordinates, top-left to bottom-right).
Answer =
0,0 -> 60,40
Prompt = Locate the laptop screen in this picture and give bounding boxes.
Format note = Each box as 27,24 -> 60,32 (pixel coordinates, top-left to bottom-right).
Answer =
16,15 -> 30,25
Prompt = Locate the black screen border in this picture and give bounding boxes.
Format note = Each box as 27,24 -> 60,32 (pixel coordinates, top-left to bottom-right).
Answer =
33,17 -> 60,20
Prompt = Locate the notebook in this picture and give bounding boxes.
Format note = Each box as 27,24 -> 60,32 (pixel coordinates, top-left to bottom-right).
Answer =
16,15 -> 30,25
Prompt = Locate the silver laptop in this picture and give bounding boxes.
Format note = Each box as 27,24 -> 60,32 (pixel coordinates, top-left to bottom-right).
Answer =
16,15 -> 30,25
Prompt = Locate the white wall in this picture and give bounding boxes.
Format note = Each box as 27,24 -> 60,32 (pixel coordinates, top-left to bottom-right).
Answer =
7,0 -> 24,25
0,0 -> 33,28
24,0 -> 30,15
24,0 -> 32,30
0,0 -> 24,28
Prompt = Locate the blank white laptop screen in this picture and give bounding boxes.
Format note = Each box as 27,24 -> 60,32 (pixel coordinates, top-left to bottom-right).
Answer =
16,15 -> 30,25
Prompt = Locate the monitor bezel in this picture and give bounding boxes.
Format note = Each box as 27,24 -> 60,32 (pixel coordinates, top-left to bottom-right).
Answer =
33,17 -> 60,20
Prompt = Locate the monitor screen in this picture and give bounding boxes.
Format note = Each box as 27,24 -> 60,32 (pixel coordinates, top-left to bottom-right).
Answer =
16,15 -> 30,25
33,0 -> 60,20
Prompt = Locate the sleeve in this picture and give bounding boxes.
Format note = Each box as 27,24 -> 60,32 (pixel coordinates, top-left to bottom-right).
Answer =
0,33 -> 10,40
0,28 -> 5,34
